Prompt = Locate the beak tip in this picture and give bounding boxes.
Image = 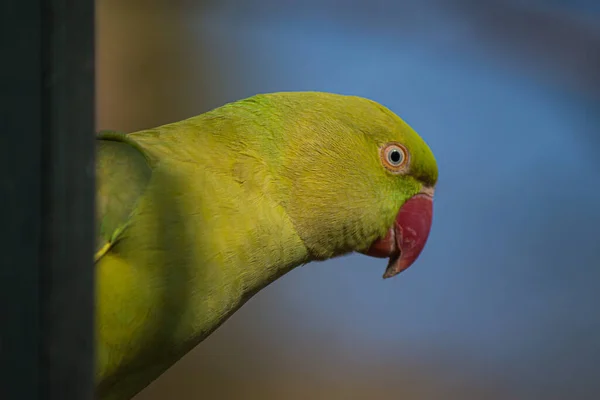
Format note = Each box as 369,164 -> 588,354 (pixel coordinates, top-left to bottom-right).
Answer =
382,257 -> 407,279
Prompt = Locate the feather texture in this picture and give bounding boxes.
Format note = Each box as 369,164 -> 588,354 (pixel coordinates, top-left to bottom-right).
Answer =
94,92 -> 438,399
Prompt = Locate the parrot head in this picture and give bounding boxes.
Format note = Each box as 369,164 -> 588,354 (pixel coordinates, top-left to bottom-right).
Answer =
238,92 -> 438,278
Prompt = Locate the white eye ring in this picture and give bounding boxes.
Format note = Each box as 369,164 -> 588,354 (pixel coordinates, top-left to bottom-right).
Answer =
380,143 -> 409,172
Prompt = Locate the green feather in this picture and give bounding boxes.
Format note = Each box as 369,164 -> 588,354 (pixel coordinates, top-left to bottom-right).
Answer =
95,92 -> 438,399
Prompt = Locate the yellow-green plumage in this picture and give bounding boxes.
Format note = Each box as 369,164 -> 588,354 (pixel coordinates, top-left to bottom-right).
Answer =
95,92 -> 438,399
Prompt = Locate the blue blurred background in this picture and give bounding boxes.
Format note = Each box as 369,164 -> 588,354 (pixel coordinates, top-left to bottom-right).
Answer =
96,1 -> 600,398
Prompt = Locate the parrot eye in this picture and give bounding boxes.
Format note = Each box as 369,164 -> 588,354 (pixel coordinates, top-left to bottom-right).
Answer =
381,143 -> 409,172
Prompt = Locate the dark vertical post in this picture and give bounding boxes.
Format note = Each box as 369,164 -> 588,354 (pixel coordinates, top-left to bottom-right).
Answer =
0,0 -> 95,399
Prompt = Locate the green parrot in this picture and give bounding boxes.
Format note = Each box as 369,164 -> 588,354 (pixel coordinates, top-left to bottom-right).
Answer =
95,91 -> 438,399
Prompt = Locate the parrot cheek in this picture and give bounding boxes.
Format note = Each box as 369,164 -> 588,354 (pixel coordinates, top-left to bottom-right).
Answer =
361,191 -> 434,279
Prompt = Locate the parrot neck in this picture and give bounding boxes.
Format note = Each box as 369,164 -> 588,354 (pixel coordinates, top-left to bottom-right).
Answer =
111,135 -> 311,387
96,132 -> 312,400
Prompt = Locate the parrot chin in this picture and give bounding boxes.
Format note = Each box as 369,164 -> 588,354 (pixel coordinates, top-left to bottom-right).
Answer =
360,190 -> 434,279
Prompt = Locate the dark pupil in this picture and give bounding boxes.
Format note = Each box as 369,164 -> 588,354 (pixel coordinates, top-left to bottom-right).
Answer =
389,149 -> 402,163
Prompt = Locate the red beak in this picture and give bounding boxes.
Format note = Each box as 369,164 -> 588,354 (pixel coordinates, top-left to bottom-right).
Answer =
361,191 -> 434,278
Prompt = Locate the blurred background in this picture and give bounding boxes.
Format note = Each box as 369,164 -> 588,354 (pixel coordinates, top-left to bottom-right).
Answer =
96,1 -> 600,399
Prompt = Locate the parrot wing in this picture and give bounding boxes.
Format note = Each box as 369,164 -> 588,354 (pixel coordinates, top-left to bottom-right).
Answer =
95,131 -> 152,262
